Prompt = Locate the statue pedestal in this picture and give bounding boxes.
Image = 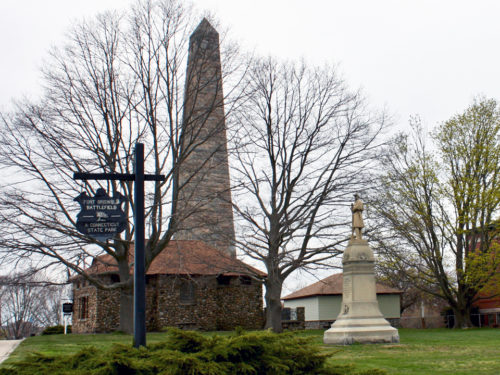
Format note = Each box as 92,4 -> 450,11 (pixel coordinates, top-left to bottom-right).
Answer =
323,239 -> 399,345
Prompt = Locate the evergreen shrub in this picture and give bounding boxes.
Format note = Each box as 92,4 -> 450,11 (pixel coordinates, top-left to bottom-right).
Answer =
0,328 -> 385,375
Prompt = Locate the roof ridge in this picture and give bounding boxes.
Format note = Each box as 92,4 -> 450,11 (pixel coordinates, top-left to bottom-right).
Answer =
282,273 -> 401,300
81,240 -> 266,277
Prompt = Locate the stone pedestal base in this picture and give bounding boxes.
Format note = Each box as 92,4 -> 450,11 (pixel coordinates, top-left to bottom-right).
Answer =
323,238 -> 400,345
323,316 -> 399,345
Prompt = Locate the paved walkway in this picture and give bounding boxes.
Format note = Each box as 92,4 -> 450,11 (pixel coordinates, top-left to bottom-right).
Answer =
0,339 -> 23,364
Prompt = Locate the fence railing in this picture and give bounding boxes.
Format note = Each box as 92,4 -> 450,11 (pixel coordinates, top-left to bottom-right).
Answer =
400,313 -> 500,329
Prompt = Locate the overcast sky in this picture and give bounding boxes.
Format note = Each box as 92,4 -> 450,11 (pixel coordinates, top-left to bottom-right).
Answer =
2,0 -> 500,131
1,0 -> 499,291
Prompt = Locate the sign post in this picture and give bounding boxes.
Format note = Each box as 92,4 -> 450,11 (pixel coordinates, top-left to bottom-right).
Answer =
74,143 -> 164,347
62,303 -> 73,335
133,143 -> 146,348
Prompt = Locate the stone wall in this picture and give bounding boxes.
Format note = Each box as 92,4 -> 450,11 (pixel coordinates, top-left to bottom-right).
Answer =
95,284 -> 121,332
152,274 -> 263,331
215,277 -> 264,330
154,275 -> 218,330
72,278 -> 99,333
305,320 -> 333,330
281,307 -> 306,330
72,273 -> 263,333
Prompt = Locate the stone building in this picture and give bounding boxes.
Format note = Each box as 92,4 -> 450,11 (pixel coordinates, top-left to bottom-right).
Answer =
73,240 -> 264,333
72,19 -> 265,333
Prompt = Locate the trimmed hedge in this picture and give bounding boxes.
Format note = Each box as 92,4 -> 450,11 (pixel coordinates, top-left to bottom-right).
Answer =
0,329 -> 385,375
41,326 -> 72,335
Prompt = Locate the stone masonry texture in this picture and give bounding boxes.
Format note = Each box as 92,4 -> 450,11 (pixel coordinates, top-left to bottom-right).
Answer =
175,19 -> 236,256
73,274 -> 264,333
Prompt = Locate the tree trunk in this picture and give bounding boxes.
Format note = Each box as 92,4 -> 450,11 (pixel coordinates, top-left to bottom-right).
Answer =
119,287 -> 134,333
453,306 -> 473,329
264,277 -> 283,333
116,245 -> 134,334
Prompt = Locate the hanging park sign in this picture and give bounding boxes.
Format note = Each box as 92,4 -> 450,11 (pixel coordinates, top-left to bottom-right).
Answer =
74,188 -> 127,241
73,144 -> 166,347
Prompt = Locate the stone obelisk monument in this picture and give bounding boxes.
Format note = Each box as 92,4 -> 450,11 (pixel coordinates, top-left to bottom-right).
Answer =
175,19 -> 236,256
323,194 -> 399,345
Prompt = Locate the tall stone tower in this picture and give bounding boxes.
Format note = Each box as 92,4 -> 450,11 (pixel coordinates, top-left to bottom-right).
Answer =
175,19 -> 236,256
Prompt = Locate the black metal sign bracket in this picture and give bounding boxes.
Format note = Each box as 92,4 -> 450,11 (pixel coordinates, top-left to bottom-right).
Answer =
73,143 -> 165,348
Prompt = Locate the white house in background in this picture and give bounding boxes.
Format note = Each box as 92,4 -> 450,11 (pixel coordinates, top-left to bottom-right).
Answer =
282,273 -> 402,329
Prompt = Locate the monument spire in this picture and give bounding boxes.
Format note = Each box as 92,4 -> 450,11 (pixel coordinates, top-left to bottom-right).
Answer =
175,19 -> 236,256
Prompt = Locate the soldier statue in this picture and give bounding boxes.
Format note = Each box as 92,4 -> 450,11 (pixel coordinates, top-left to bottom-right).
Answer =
351,193 -> 364,240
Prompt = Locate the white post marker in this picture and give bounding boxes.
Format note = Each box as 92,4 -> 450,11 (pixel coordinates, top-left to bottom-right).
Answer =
61,301 -> 73,334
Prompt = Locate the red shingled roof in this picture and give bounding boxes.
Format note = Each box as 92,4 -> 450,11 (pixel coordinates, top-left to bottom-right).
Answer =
282,273 -> 401,300
85,240 -> 266,277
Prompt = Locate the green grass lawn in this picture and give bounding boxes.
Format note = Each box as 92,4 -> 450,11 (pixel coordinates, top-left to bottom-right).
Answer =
304,328 -> 500,375
3,328 -> 500,374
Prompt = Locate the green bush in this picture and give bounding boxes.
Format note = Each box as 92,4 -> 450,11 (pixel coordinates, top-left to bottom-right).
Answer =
0,329 -> 385,375
41,325 -> 71,335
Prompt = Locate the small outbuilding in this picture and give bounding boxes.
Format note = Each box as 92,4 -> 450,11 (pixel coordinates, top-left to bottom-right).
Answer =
282,273 -> 401,329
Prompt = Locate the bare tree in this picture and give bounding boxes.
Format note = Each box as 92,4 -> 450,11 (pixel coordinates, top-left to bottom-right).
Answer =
371,101 -> 500,328
0,273 -> 65,339
229,58 -> 386,332
0,0 -> 243,333
375,257 -> 440,314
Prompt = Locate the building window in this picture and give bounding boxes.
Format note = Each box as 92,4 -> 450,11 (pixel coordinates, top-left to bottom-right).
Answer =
110,274 -> 120,283
217,275 -> 231,285
240,276 -> 252,285
79,296 -> 89,320
146,275 -> 155,285
179,280 -> 196,305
